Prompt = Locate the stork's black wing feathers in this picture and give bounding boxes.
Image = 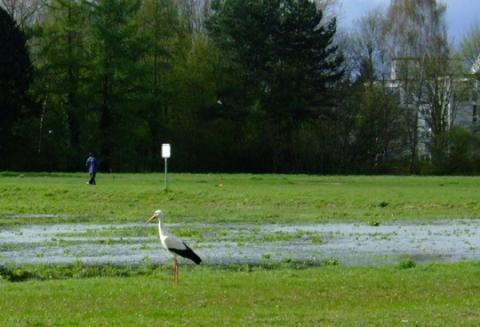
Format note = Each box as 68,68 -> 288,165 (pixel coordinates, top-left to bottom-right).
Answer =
169,242 -> 202,264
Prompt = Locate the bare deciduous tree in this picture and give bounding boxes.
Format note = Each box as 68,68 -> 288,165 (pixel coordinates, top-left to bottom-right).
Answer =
384,0 -> 453,170
0,0 -> 44,28
462,22 -> 480,74
348,8 -> 388,82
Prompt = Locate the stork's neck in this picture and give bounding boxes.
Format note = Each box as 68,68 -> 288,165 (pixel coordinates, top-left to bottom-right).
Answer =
158,217 -> 168,236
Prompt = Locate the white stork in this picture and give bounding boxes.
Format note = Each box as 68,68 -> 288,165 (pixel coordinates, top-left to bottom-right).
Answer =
146,209 -> 201,284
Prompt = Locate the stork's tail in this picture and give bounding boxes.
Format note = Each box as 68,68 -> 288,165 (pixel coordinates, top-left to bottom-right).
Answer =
171,243 -> 202,264
188,249 -> 202,265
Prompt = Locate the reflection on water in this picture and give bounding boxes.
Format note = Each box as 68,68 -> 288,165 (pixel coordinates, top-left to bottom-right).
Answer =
1,220 -> 479,266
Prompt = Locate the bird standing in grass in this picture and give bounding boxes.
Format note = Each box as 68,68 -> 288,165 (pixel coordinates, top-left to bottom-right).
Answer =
146,209 -> 201,284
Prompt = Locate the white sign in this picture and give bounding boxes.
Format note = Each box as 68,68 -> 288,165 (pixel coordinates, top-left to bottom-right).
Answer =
162,144 -> 171,158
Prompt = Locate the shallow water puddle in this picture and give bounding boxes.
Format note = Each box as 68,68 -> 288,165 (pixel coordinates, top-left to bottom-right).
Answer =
1,220 -> 479,266
0,213 -> 70,219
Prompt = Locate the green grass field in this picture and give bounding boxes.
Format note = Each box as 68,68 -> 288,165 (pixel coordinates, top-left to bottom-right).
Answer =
1,172 -> 480,326
1,263 -> 480,326
1,172 -> 480,225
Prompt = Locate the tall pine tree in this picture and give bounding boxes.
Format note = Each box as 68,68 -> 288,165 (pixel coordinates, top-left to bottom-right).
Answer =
207,0 -> 344,171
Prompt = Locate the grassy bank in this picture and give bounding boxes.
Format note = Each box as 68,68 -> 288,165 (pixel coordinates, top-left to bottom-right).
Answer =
1,262 -> 479,326
1,172 -> 480,225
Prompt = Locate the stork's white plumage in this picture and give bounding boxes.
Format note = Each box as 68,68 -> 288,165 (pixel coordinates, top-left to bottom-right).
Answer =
146,209 -> 201,284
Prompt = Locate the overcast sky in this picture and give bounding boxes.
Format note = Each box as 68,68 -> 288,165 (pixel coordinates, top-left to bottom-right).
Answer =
334,0 -> 479,46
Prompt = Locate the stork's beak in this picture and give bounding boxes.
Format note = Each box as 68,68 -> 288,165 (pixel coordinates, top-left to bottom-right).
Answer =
146,215 -> 156,223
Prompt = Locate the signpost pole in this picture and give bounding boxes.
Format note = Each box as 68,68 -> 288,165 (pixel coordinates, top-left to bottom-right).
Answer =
162,144 -> 171,191
164,157 -> 168,191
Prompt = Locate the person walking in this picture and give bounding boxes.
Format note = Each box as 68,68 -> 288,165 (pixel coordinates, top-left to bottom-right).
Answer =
86,153 -> 97,185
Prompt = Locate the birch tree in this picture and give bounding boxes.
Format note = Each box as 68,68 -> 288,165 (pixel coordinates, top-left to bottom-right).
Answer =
384,0 -> 452,171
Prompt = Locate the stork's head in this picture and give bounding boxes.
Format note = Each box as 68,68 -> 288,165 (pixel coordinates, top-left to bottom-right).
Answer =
146,209 -> 163,223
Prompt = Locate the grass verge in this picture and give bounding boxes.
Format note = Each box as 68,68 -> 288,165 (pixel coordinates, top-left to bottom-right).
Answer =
1,173 -> 480,225
0,262 -> 479,326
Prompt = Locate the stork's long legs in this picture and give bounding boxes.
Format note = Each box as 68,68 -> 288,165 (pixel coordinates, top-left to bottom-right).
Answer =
172,256 -> 176,284
173,256 -> 179,285
176,259 -> 179,284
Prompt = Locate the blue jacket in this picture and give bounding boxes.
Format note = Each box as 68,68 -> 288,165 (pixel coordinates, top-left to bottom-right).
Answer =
86,156 -> 97,173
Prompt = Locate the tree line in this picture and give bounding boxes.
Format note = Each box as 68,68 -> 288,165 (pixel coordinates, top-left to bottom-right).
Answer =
1,0 -> 480,174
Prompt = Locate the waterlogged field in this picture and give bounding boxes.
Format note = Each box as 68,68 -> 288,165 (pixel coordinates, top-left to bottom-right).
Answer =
1,172 -> 480,225
2,221 -> 480,267
1,173 -> 480,325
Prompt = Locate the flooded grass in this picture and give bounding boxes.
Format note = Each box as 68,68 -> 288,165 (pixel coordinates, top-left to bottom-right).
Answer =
2,221 -> 480,267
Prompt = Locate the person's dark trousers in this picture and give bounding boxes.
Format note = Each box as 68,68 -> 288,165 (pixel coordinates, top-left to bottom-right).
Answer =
89,172 -> 96,185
